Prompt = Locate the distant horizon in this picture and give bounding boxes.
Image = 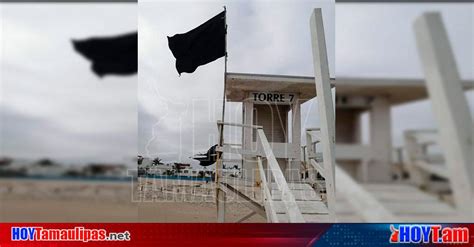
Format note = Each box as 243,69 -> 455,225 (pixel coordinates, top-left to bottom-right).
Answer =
1,156 -> 137,167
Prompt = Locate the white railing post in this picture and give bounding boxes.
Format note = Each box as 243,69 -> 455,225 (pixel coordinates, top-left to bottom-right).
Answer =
257,156 -> 279,223
257,128 -> 305,222
218,121 -> 310,222
404,131 -> 430,187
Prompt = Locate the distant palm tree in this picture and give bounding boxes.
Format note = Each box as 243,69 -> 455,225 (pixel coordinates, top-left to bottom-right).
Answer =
37,158 -> 54,166
137,155 -> 144,165
152,157 -> 163,166
0,157 -> 13,167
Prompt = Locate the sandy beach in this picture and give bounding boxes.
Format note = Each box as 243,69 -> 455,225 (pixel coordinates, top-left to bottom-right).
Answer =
0,178 -> 265,222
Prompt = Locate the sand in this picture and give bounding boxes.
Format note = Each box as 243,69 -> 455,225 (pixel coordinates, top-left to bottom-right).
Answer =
0,178 -> 265,223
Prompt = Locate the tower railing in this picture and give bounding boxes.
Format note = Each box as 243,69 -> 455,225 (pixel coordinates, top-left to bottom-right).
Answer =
217,120 -> 304,222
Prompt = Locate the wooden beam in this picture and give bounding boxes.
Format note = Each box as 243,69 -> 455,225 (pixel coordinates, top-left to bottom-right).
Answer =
236,211 -> 256,223
217,120 -> 261,129
222,145 -> 257,156
217,187 -> 226,223
414,12 -> 473,217
219,182 -> 266,218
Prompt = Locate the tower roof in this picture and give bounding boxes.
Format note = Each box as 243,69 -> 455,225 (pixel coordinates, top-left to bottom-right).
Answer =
226,72 -> 474,105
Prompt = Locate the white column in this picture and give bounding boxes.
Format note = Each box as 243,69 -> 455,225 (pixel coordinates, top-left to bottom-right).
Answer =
369,96 -> 392,182
355,112 -> 369,182
289,94 -> 301,181
414,12 -> 473,217
403,131 -> 429,186
242,98 -> 254,182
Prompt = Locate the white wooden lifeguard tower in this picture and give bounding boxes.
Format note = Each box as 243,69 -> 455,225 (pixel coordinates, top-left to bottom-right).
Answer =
224,73 -> 322,183
214,9 -> 336,223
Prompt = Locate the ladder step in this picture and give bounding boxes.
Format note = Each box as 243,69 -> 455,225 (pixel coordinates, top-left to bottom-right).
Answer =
271,189 -> 321,201
308,152 -> 324,162
368,190 -> 439,202
276,212 -> 331,223
363,183 -> 422,193
384,201 -> 456,215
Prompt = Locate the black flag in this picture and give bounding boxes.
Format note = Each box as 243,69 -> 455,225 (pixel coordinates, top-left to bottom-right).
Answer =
72,32 -> 137,77
192,144 -> 218,167
168,11 -> 226,75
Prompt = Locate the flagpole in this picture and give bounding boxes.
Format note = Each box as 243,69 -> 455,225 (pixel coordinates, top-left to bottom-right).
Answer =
220,6 -> 227,145
216,6 -> 227,223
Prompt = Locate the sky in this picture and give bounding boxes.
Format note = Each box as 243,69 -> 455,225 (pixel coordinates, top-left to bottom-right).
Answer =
335,3 -> 473,146
0,1 -> 472,166
0,3 -> 137,165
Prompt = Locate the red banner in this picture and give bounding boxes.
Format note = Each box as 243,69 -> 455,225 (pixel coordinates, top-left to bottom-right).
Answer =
0,223 -> 472,246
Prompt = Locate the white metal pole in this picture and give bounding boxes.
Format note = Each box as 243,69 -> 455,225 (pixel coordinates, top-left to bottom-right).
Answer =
414,12 -> 473,219
216,7 -> 228,223
310,8 -> 336,220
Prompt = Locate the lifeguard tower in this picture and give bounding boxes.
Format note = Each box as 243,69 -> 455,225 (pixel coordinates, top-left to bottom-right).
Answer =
335,77 -> 474,183
214,9 -> 336,223
224,73 -> 320,183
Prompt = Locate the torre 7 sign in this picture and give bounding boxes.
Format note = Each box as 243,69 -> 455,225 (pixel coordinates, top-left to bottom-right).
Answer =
250,92 -> 296,104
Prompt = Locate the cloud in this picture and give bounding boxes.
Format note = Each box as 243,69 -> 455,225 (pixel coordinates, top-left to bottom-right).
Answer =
1,4 -> 137,163
1,105 -> 136,164
336,3 -> 473,79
